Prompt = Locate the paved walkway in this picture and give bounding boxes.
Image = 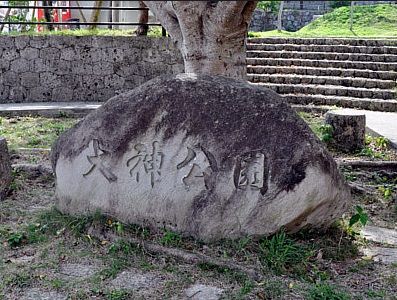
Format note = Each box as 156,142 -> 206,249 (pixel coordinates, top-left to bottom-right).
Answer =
0,102 -> 101,117
0,103 -> 396,148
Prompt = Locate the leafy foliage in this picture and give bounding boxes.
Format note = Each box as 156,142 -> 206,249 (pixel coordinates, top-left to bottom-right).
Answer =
359,135 -> 390,159
160,229 -> 182,247
251,4 -> 397,37
259,231 -> 312,275
330,1 -> 352,9
307,283 -> 351,300
257,0 -> 280,12
319,124 -> 334,143
349,206 -> 368,228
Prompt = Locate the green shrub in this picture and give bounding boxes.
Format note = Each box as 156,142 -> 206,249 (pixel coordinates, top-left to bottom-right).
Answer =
259,231 -> 312,275
330,0 -> 351,9
307,283 -> 351,300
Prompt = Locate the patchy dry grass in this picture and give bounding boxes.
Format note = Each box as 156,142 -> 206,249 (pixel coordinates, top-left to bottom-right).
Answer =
298,111 -> 397,162
0,115 -> 396,299
0,116 -> 77,150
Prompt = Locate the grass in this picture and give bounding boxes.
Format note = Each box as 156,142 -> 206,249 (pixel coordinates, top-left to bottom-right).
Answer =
307,283 -> 351,300
1,26 -> 164,37
298,111 -> 333,142
0,116 -> 395,298
0,116 -> 77,150
249,4 -> 397,38
259,231 -> 313,276
298,111 -> 396,160
0,207 -> 94,249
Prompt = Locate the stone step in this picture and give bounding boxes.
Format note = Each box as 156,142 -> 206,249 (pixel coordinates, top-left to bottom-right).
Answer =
282,93 -> 397,112
246,57 -> 397,72
248,38 -> 397,47
247,66 -> 397,81
248,74 -> 396,90
246,50 -> 397,63
252,82 -> 396,100
246,43 -> 397,55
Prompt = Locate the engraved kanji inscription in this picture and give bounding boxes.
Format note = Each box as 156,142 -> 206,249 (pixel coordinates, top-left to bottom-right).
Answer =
177,146 -> 215,188
83,139 -> 117,182
127,141 -> 163,188
234,153 -> 265,190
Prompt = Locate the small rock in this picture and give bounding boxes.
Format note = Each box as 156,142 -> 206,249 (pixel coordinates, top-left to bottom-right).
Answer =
59,263 -> 99,278
20,288 -> 67,300
185,284 -> 224,300
111,270 -> 161,290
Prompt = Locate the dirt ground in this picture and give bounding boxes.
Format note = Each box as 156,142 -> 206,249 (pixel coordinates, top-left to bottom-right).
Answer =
0,115 -> 396,300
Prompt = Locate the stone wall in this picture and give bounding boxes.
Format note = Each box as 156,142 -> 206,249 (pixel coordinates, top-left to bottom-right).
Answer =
249,9 -> 319,32
250,1 -> 397,32
284,0 -> 396,11
0,36 -> 183,103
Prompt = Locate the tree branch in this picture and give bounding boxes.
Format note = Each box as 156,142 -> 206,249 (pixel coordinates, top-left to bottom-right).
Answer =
242,1 -> 259,23
143,1 -> 182,42
211,0 -> 258,30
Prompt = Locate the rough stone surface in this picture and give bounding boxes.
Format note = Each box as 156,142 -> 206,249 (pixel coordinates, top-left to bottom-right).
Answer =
52,74 -> 350,241
19,289 -> 67,300
0,36 -> 183,103
110,270 -> 162,290
362,247 -> 397,265
362,226 -> 397,246
59,263 -> 100,279
325,110 -> 366,153
0,137 -> 12,201
185,284 -> 224,300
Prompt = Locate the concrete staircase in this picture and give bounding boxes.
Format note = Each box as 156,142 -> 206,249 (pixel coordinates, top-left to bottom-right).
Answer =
247,38 -> 397,112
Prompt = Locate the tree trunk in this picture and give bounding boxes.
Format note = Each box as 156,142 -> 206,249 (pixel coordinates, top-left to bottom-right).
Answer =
143,1 -> 258,80
75,0 -> 87,23
349,1 -> 355,32
277,1 -> 284,31
325,110 -> 365,153
183,37 -> 247,79
43,0 -> 54,31
136,1 -> 149,36
89,0 -> 104,29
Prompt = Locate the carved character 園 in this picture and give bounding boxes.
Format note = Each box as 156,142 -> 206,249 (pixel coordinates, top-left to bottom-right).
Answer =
234,153 -> 265,190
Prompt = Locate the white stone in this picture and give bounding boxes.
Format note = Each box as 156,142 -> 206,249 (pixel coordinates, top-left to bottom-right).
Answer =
185,284 -> 224,300
362,226 -> 397,246
362,247 -> 397,265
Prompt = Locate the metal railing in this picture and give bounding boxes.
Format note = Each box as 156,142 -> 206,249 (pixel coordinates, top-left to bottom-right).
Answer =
0,1 -> 165,35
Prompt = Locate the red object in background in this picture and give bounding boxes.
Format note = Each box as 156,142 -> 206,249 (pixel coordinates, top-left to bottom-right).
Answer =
36,1 -> 71,32
59,0 -> 71,21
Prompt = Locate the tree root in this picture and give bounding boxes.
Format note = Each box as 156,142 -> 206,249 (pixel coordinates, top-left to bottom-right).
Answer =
12,163 -> 53,178
338,160 -> 397,171
94,230 -> 264,282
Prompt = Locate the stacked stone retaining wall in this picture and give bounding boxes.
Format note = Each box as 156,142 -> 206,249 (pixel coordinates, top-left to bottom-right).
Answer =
250,1 -> 397,32
0,36 -> 183,103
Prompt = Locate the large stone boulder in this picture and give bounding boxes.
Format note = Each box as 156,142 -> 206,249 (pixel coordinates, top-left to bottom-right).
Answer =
0,137 -> 12,201
52,74 -> 350,241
